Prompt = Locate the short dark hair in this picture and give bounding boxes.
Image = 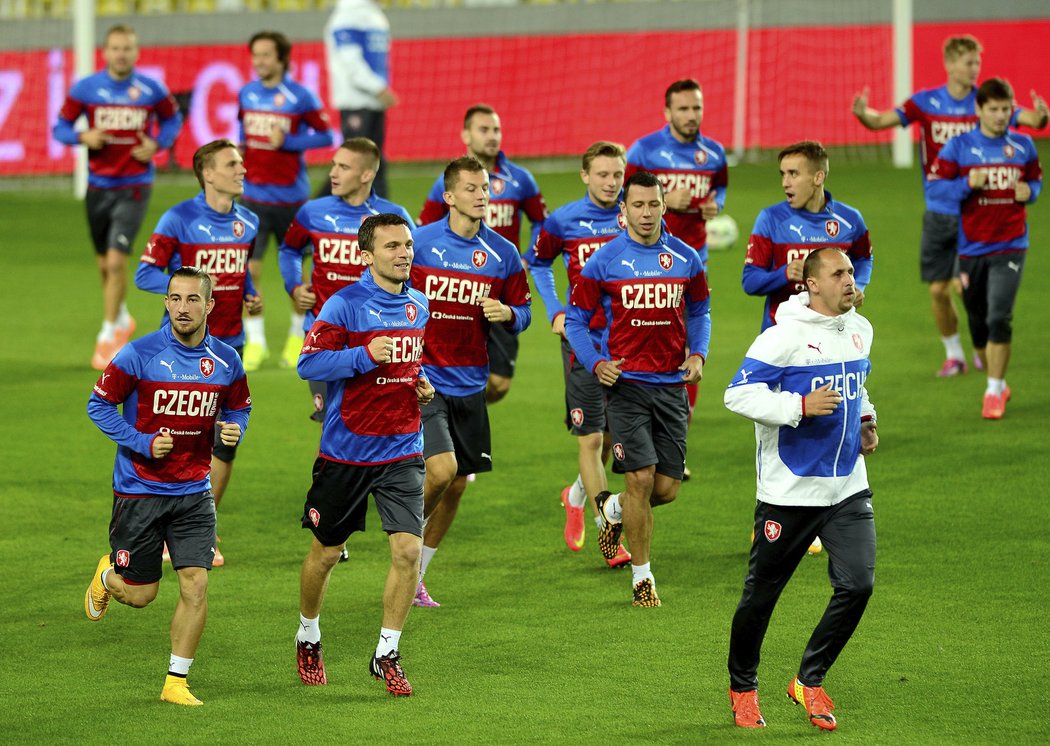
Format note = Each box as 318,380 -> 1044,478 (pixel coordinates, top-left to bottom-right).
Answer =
581,141 -> 626,172
193,139 -> 239,189
665,79 -> 702,108
359,214 -> 411,254
622,170 -> 664,201
338,137 -> 381,169
168,266 -> 213,300
443,156 -> 487,193
463,103 -> 496,130
249,31 -> 292,72
778,140 -> 830,176
976,77 -> 1014,107
104,24 -> 136,44
802,247 -> 846,283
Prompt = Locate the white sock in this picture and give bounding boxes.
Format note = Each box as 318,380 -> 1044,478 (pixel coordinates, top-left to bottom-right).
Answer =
594,515 -> 604,529
297,613 -> 320,644
419,545 -> 438,583
986,377 -> 1005,396
116,303 -> 131,328
101,567 -> 113,590
98,321 -> 117,342
567,475 -> 587,508
376,627 -> 402,658
244,316 -> 266,345
631,562 -> 653,586
604,493 -> 623,523
942,334 -> 965,361
168,654 -> 193,677
289,313 -> 306,337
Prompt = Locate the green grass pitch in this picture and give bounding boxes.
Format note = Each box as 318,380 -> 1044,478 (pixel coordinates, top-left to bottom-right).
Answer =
2,158 -> 1048,743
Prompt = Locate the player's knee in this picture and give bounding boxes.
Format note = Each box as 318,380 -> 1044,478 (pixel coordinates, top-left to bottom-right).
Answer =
485,376 -> 511,404
176,568 -> 209,605
389,533 -> 421,570
987,315 -> 1012,343
578,432 -> 603,456
424,453 -> 458,495
122,582 -> 160,608
928,280 -> 951,302
625,469 -> 655,498
103,251 -> 128,275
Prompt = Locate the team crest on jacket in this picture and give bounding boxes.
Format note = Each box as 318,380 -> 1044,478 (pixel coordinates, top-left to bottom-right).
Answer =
763,520 -> 782,542
200,358 -> 215,377
570,408 -> 584,427
852,333 -> 864,351
308,508 -> 320,527
1004,144 -> 1015,158
274,93 -> 285,107
659,252 -> 673,270
617,213 -> 628,229
115,549 -> 130,567
490,178 -> 505,196
613,442 -> 625,461
694,149 -> 708,166
472,249 -> 488,269
233,221 -> 245,238
128,87 -> 140,101
825,220 -> 840,238
406,303 -> 417,322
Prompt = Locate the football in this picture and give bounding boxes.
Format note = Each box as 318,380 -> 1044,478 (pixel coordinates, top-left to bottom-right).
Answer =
706,214 -> 739,251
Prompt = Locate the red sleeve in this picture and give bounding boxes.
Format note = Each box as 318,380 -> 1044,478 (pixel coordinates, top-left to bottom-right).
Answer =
418,199 -> 448,226
928,156 -> 958,181
1025,155 -> 1043,183
522,193 -> 548,224
744,233 -> 774,269
532,227 -> 563,261
223,375 -> 252,411
283,218 -> 312,251
900,97 -> 922,126
570,275 -> 602,311
140,233 -> 179,267
155,93 -> 179,120
301,319 -> 349,356
303,109 -> 332,132
688,267 -> 710,303
849,230 -> 873,260
58,95 -> 85,123
92,359 -> 138,404
500,267 -> 531,307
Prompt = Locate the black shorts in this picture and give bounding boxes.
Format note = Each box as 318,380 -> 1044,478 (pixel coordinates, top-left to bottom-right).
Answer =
302,455 -> 425,546
241,199 -> 300,260
919,210 -> 960,283
606,380 -> 689,479
561,337 -> 606,435
421,390 -> 492,475
959,252 -> 1026,346
86,186 -> 151,255
212,345 -> 243,462
487,324 -> 519,379
109,491 -> 216,584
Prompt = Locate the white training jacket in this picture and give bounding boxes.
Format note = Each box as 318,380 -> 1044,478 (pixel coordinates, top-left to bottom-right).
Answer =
324,0 -> 391,111
724,293 -> 876,507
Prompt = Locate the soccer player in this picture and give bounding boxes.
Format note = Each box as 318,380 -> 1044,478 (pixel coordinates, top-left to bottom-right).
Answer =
134,139 -> 262,565
743,141 -> 873,330
927,78 -> 1042,420
418,104 -> 548,404
526,141 -> 630,567
564,171 -> 711,607
324,0 -> 398,198
279,138 -> 415,425
625,78 -> 728,267
52,24 -> 183,370
409,157 -> 532,607
238,31 -> 334,372
852,35 -> 1047,376
294,214 -> 432,696
724,248 -> 877,731
85,266 -> 251,707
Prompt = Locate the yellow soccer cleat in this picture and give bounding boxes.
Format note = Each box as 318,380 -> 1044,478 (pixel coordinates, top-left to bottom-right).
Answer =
242,341 -> 269,372
808,536 -> 823,555
85,554 -> 112,621
281,334 -> 305,369
160,675 -> 203,706
631,578 -> 661,608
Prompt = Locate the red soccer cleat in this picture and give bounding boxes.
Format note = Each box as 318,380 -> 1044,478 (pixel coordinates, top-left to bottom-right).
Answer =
560,485 -> 585,551
296,640 -> 327,685
729,688 -> 766,728
370,651 -> 412,696
787,676 -> 836,731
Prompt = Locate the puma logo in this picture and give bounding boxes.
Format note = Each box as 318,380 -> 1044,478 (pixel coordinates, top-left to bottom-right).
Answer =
431,247 -> 447,261
368,309 -> 383,322
159,359 -> 175,377
579,219 -> 597,235
197,224 -> 214,238
620,259 -> 636,272
807,343 -> 823,354
323,214 -> 340,231
789,224 -> 805,241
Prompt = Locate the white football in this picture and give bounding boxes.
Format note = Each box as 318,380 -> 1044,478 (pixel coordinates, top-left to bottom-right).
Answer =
706,214 -> 739,251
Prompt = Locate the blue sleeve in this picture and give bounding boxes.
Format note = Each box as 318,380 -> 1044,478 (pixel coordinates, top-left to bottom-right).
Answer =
741,262 -> 789,296
298,342 -> 377,382
1028,178 -> 1042,205
282,129 -> 335,152
155,110 -> 183,150
135,261 -> 171,295
244,271 -> 257,298
853,256 -> 873,291
926,172 -> 971,203
687,258 -> 712,358
53,117 -> 80,146
279,241 -> 305,295
503,264 -> 532,335
87,393 -> 155,457
526,257 -> 562,323
565,303 -> 600,373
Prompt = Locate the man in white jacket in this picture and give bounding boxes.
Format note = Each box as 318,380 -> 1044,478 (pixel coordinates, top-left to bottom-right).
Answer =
723,248 -> 878,732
